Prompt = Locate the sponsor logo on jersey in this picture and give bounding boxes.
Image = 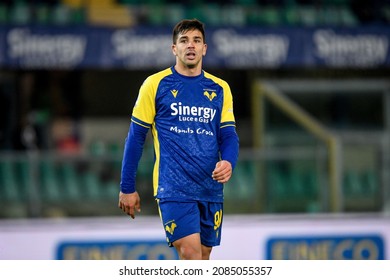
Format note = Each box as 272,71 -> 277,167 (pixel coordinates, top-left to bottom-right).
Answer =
170,102 -> 216,122
169,126 -> 214,136
170,89 -> 178,98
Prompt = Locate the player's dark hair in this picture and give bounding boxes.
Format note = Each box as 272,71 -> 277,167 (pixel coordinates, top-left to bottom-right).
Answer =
172,19 -> 206,44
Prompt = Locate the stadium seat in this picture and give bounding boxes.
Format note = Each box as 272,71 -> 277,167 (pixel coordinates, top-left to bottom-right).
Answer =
258,6 -> 282,26
267,162 -> 289,199
265,159 -> 321,213
9,0 -> 31,25
362,169 -> 379,195
281,5 -> 300,26
103,180 -> 119,200
289,163 -> 304,197
343,168 -> 380,212
161,4 -> 184,26
69,7 -> 86,24
384,5 -> 390,22
0,161 -> 19,201
59,162 -> 81,201
343,169 -> 364,196
40,159 -> 62,202
81,169 -> 102,200
234,0 -> 257,5
185,6 -> 205,25
85,0 -> 114,7
143,0 -> 166,4
62,0 -> 84,9
34,3 -> 50,25
230,160 -> 255,200
289,160 -> 319,198
107,141 -> 122,166
326,0 -> 350,5
224,159 -> 260,213
266,162 -> 291,212
119,0 -> 141,4
246,6 -> 262,25
221,5 -> 246,26
137,142 -> 154,177
0,4 -> 8,24
14,160 -> 31,201
297,6 -> 318,26
320,6 -> 343,26
89,139 -> 106,156
146,4 -> 165,26
51,4 -> 72,25
338,6 -> 358,26
199,4 -> 221,27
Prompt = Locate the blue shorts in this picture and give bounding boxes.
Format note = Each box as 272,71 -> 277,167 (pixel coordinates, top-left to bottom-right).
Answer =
157,199 -> 223,247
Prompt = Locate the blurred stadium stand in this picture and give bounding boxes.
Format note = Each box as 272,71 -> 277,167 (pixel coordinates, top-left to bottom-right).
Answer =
0,0 -> 388,27
0,0 -> 390,219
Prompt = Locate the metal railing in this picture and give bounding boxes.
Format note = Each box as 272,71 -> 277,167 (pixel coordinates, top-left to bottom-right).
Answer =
250,79 -> 390,213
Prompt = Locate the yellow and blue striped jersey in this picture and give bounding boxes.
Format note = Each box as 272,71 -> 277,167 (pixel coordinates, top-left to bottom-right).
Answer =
130,66 -> 237,202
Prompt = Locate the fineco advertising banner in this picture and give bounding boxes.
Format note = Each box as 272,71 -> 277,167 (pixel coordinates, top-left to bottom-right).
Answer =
0,215 -> 389,260
0,25 -> 389,69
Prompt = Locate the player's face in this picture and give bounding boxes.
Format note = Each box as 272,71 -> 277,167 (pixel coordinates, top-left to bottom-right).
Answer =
172,29 -> 207,72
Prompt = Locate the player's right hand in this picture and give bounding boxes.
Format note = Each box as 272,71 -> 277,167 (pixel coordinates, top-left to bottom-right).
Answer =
212,160 -> 232,183
118,191 -> 141,219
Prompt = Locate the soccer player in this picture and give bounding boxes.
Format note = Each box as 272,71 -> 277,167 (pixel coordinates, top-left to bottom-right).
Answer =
118,19 -> 239,260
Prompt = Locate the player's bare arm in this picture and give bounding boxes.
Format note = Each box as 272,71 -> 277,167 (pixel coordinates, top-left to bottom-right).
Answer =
118,191 -> 141,219
212,160 -> 232,183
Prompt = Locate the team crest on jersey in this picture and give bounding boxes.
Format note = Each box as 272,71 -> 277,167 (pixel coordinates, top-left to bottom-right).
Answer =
204,91 -> 217,101
164,221 -> 177,235
170,89 -> 178,98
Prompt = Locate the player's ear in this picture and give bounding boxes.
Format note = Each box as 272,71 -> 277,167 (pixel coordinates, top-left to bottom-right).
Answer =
202,43 -> 207,56
172,44 -> 177,56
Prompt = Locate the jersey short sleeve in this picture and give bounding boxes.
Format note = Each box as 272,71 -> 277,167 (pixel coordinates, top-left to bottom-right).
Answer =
132,68 -> 172,128
204,72 -> 236,128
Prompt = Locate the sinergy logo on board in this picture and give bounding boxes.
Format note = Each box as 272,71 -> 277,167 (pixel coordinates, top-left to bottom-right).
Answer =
56,240 -> 179,260
266,235 -> 385,260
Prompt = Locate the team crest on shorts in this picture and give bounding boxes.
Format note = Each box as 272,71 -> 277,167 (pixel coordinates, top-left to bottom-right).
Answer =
164,220 -> 177,235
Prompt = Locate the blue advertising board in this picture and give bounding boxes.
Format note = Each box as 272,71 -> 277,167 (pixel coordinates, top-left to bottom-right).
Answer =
266,235 -> 385,260
0,25 -> 389,69
56,239 -> 179,260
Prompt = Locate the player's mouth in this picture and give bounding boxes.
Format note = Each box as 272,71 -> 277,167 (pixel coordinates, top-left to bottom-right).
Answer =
186,52 -> 196,59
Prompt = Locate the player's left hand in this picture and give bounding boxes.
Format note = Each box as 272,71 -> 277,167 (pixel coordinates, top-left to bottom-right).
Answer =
212,160 -> 232,183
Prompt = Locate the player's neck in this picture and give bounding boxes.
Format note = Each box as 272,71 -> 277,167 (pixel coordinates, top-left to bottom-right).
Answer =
174,64 -> 202,77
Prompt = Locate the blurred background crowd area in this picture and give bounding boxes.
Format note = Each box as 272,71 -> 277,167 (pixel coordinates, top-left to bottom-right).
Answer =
0,0 -> 389,27
0,0 -> 390,219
